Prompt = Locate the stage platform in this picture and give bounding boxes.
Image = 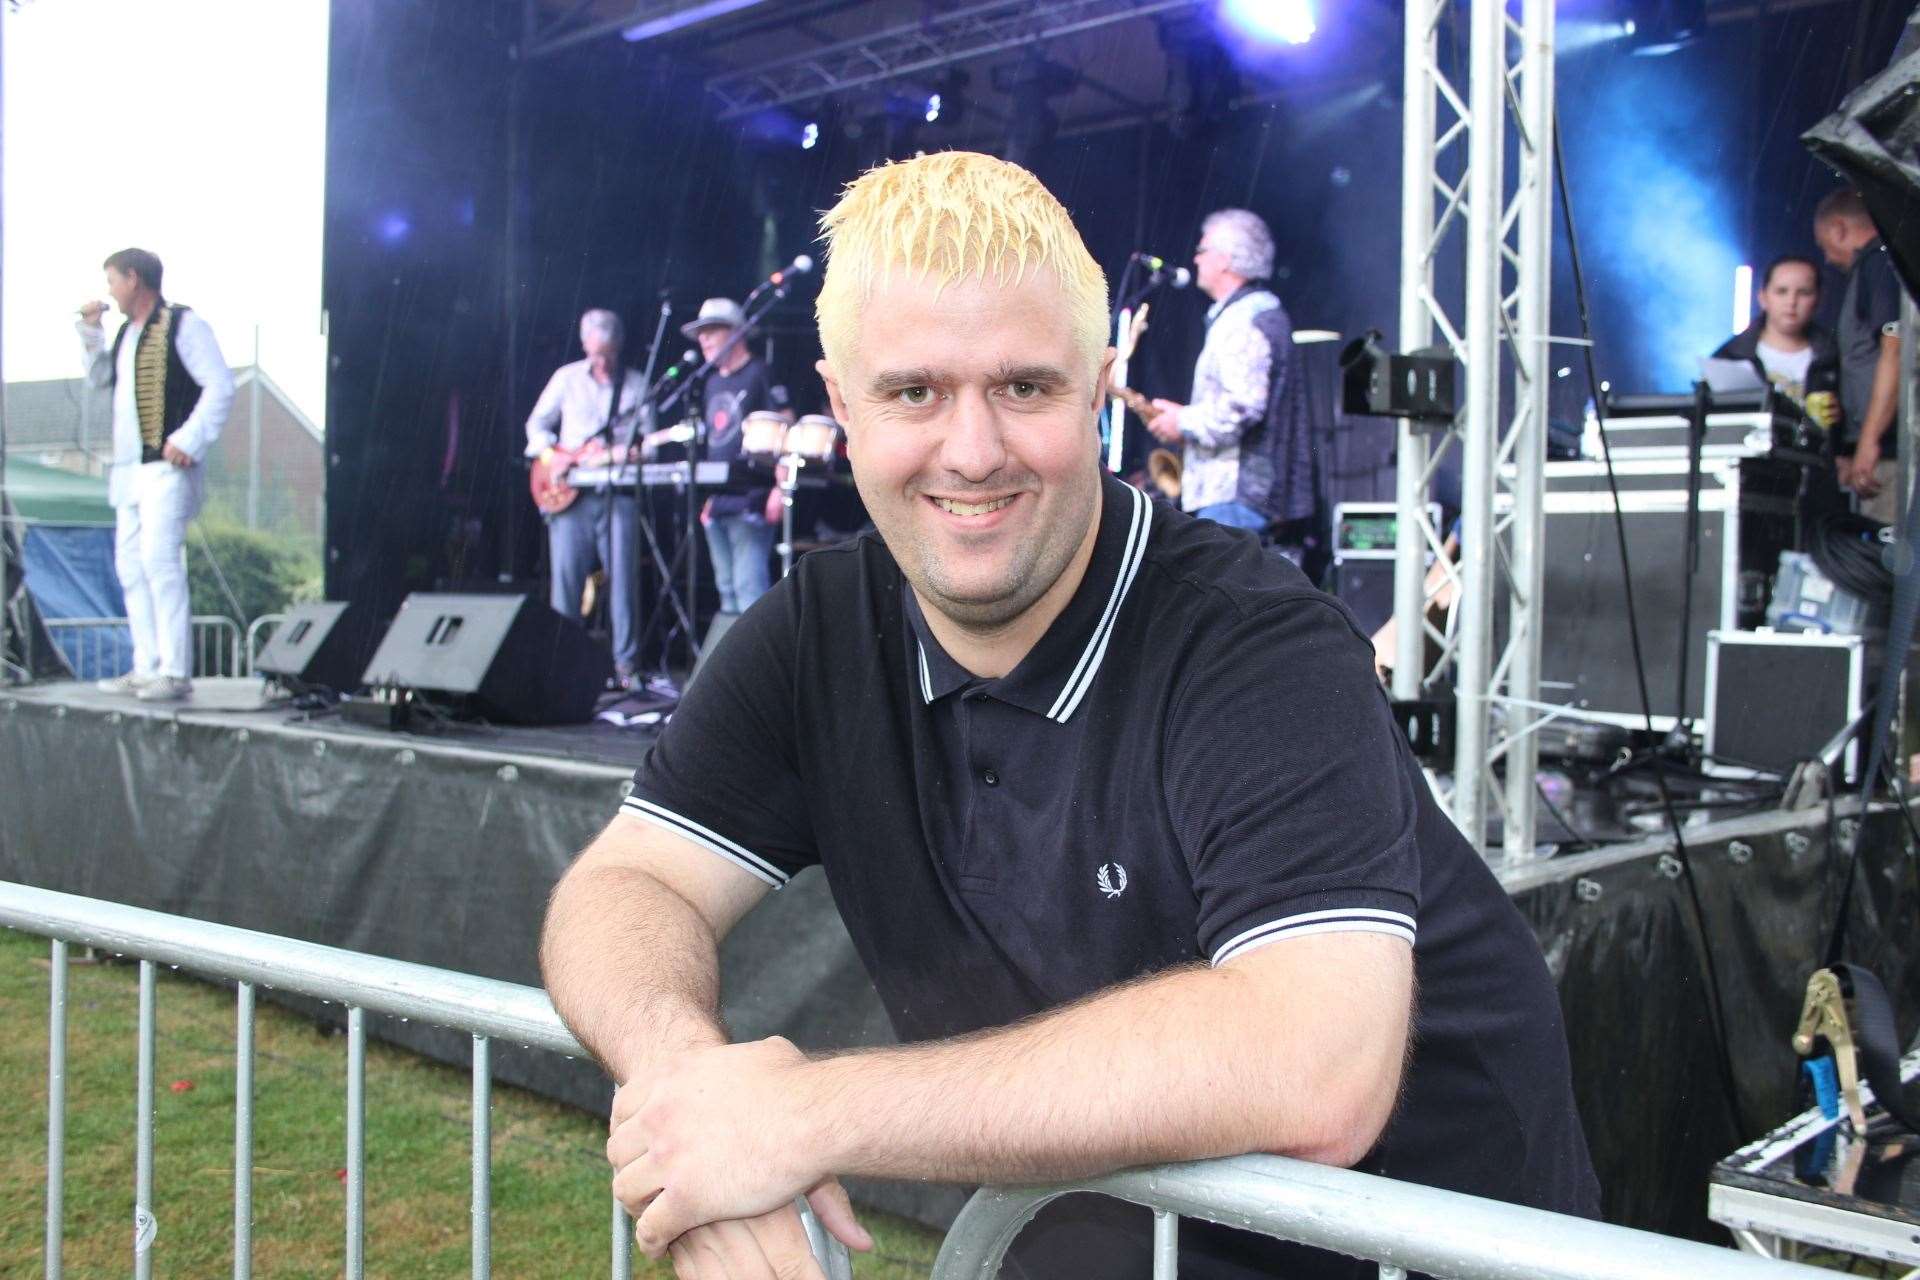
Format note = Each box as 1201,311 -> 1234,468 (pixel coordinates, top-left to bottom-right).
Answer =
3,676 -> 1917,1237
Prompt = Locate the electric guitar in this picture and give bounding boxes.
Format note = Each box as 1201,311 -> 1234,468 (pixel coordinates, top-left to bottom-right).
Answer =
529,423 -> 695,515
1109,304 -> 1162,429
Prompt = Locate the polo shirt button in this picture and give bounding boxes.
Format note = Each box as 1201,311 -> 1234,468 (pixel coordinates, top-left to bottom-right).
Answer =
982,768 -> 1000,786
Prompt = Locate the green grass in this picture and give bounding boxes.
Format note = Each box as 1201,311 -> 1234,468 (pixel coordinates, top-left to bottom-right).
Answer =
0,926 -> 944,1277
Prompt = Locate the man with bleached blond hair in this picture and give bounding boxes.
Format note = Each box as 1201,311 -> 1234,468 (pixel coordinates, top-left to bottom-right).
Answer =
542,151 -> 1597,1280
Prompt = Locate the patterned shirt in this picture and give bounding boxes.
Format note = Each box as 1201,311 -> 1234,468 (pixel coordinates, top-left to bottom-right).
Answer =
1180,288 -> 1279,513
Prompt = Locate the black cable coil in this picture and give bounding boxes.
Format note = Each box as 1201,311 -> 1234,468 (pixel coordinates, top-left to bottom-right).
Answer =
1808,513 -> 1895,603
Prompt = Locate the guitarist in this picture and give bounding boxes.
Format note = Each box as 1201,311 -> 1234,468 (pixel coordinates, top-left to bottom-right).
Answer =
1144,209 -> 1313,561
525,308 -> 648,689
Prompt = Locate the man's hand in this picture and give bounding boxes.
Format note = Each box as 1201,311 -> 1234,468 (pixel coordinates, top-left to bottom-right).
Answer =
700,496 -> 715,528
162,441 -> 194,469
660,1202 -> 849,1280
763,486 -> 783,524
608,1037 -> 870,1260
1848,438 -> 1883,498
78,300 -> 107,325
1146,399 -> 1184,444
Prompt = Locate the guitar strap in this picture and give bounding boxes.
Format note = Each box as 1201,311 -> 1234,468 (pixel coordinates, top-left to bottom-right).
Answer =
605,366 -> 627,450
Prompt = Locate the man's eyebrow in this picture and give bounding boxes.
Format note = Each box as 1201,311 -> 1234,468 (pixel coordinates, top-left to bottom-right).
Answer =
867,367 -> 950,397
989,362 -> 1073,387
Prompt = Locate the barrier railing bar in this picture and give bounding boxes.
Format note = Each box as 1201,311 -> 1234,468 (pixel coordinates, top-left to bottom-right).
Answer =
5,882 -> 850,1280
928,1156 -> 1835,1280
1152,1208 -> 1178,1278
611,1192 -> 631,1280
235,980 -> 255,1280
346,1006 -> 366,1280
135,960 -> 155,1280
244,614 -> 285,677
472,1035 -> 492,1280
798,1198 -> 855,1280
43,615 -> 254,679
0,884 -> 579,1056
46,938 -> 66,1280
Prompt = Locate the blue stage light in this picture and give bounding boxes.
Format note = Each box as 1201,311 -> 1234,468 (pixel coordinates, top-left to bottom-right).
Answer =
375,212 -> 411,245
801,121 -> 819,150
1222,0 -> 1314,45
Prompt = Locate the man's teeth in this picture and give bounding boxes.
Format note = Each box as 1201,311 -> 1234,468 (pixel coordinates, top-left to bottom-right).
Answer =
933,496 -> 1015,516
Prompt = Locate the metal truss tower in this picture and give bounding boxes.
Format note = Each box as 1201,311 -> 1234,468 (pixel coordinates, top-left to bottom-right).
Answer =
1394,0 -> 1556,858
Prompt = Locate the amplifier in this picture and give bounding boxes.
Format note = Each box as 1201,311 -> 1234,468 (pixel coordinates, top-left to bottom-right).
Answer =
1705,630 -> 1863,780
1331,501 -> 1442,558
1514,457 -> 1797,726
1329,502 -> 1441,636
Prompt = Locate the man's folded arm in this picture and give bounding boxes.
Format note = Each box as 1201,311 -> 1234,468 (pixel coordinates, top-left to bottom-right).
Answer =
540,811 -> 773,1083
798,926 -> 1413,1185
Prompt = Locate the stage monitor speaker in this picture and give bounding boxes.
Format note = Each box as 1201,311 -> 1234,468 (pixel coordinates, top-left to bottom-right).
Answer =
1329,559 -> 1395,637
255,601 -> 381,694
1705,630 -> 1864,781
360,593 -> 610,725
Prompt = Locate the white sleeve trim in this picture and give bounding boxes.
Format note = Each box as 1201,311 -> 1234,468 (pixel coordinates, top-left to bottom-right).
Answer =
1211,907 -> 1416,967
618,796 -> 791,889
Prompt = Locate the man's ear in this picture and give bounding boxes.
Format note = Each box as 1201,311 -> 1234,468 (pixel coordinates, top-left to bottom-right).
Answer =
817,358 -> 851,425
1090,347 -> 1118,413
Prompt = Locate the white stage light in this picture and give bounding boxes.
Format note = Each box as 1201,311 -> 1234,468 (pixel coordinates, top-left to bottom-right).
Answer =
925,93 -> 942,123
801,121 -> 819,150
1224,0 -> 1315,46
1732,264 -> 1753,334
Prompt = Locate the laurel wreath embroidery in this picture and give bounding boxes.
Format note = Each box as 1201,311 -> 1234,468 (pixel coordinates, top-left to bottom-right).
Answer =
1096,863 -> 1128,899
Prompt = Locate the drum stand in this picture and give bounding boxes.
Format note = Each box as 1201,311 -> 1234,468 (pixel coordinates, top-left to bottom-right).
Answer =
774,452 -> 805,580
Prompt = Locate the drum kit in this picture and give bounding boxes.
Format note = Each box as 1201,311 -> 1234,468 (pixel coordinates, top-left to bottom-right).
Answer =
740,412 -> 847,578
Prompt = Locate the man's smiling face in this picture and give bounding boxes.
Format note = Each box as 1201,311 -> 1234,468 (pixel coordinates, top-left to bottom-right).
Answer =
819,267 -> 1110,633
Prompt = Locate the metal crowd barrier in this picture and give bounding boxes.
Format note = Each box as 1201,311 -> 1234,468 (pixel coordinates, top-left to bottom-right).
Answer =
0,880 -> 850,1280
2,878 -> 1837,1280
43,615 -> 248,680
244,612 -> 286,674
928,1157 -> 1835,1280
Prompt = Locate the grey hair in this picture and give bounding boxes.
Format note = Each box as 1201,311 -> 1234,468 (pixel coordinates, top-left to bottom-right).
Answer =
1203,208 -> 1275,281
579,308 -> 624,348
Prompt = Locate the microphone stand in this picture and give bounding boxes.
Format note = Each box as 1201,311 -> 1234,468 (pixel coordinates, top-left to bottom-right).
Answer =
1115,266 -> 1184,313
637,297 -> 671,397
624,299 -> 673,684
1675,378 -> 1710,728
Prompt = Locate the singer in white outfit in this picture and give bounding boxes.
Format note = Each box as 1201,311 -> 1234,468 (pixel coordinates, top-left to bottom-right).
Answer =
76,248 -> 234,701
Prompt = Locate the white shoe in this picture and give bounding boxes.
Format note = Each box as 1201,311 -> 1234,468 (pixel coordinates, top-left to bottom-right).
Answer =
95,673 -> 148,696
135,676 -> 192,702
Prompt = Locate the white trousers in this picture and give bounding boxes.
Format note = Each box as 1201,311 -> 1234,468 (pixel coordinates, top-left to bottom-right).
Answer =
113,462 -> 202,679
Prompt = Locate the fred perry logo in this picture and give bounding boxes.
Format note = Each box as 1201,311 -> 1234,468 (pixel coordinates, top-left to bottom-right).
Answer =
1096,862 -> 1128,899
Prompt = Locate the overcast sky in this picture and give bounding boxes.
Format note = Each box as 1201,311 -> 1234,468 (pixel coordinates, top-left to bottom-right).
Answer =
4,0 -> 328,425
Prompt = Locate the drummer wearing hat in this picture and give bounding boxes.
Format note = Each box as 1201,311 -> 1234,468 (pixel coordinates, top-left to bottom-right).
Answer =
683,297 -> 792,615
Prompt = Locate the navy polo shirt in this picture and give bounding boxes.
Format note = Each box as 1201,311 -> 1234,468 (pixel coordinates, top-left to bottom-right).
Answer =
623,472 -> 1597,1277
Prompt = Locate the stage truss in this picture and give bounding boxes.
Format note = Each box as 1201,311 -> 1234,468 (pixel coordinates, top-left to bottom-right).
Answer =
1394,0 -> 1555,858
